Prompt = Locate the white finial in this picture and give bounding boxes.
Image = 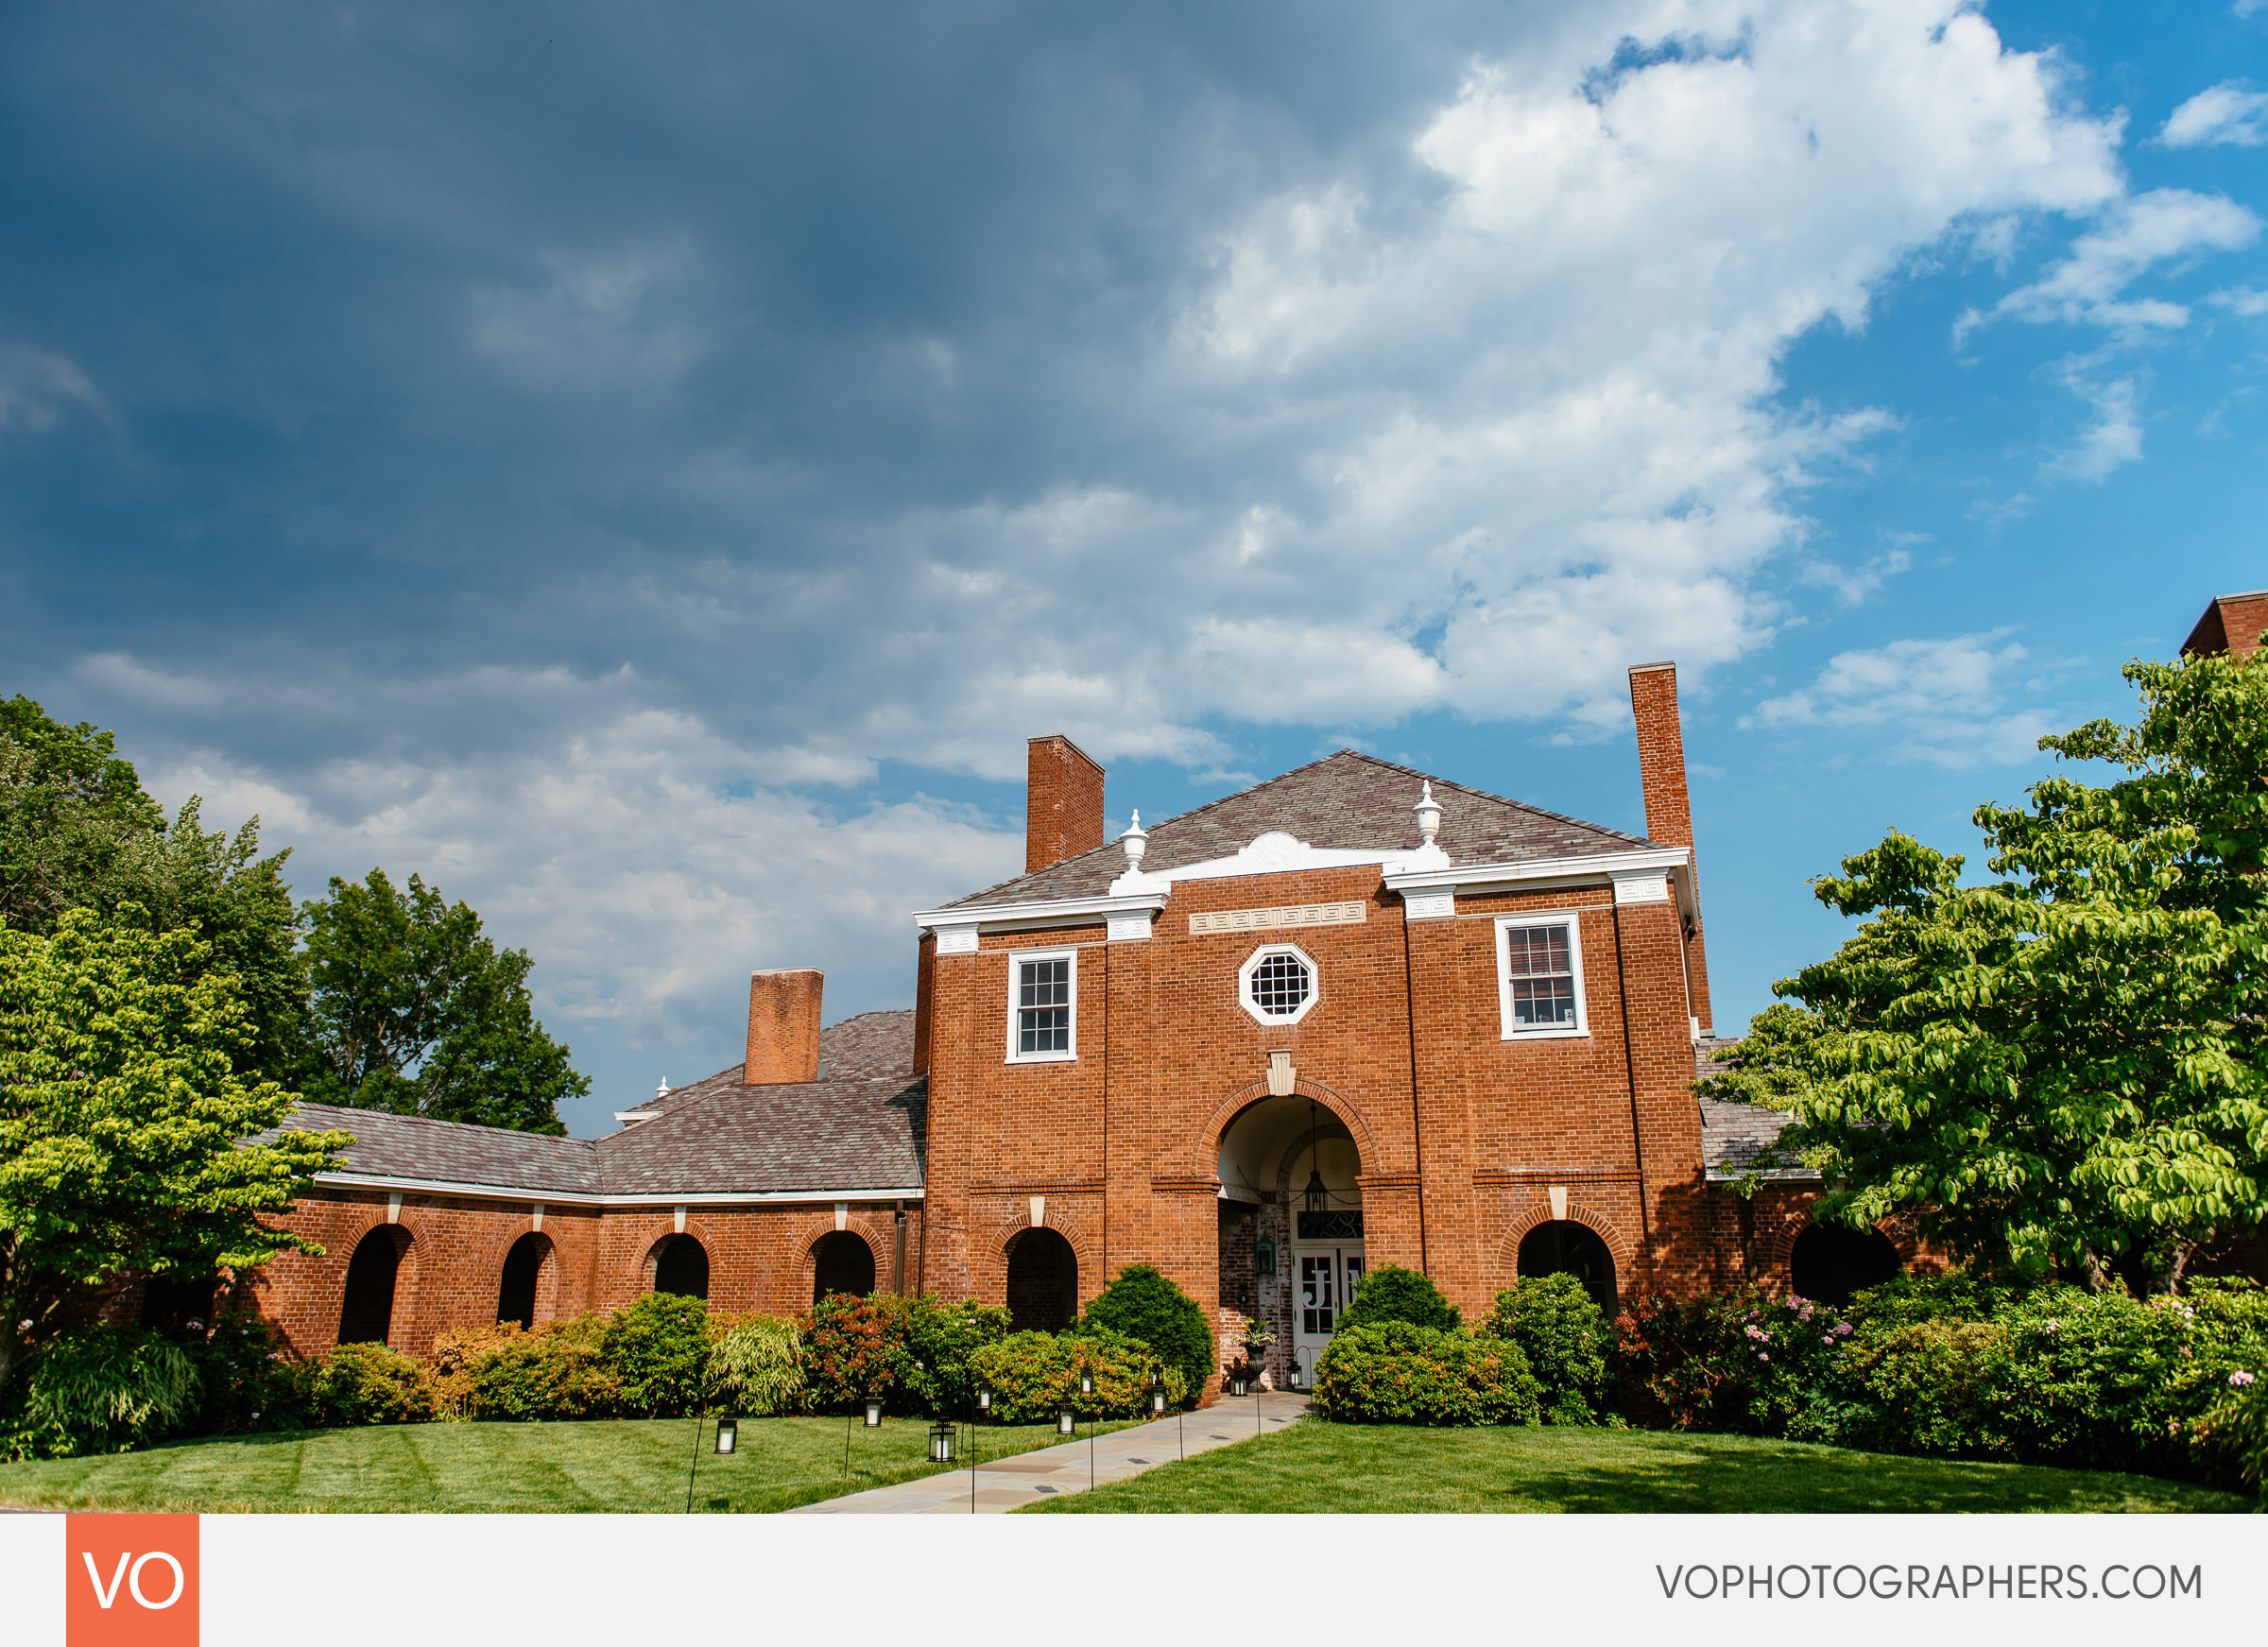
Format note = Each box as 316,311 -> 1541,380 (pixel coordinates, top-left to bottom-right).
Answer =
1415,781 -> 1441,847
657,1076 -> 669,1099
1120,809 -> 1148,871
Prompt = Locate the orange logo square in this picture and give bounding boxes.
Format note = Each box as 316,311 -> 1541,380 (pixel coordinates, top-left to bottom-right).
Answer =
65,1514 -> 198,1646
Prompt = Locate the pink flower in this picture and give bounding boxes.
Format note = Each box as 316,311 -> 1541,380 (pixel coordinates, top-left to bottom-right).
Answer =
2231,1371 -> 2258,1388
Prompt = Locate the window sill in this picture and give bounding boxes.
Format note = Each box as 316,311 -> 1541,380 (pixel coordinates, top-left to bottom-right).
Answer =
1005,1054 -> 1078,1066
1499,1027 -> 1590,1041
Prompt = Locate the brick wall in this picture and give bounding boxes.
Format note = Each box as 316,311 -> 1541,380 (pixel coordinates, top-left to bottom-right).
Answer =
745,969 -> 823,1084
1025,735 -> 1106,872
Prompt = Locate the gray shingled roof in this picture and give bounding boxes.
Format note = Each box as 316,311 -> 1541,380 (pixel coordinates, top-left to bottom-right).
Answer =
1692,1036 -> 1815,1179
267,1102 -> 602,1194
636,1009 -> 917,1120
940,749 -> 1647,910
597,1075 -> 924,1194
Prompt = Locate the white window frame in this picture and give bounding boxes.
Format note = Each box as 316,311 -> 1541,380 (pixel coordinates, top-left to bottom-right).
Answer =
1005,947 -> 1078,1064
1495,912 -> 1589,1040
1238,942 -> 1319,1028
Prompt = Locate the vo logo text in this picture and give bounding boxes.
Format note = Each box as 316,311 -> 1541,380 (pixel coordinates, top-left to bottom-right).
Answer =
65,1514 -> 198,1646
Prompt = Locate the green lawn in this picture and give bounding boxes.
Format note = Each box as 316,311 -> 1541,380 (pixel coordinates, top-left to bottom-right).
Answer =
1023,1419 -> 2255,1514
0,1415 -> 1107,1515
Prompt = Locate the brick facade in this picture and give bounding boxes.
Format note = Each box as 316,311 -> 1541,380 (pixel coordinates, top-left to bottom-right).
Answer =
235,660 -> 1868,1386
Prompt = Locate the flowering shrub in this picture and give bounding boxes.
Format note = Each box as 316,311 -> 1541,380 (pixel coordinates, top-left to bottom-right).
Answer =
1313,1321 -> 1540,1427
2199,1373 -> 2268,1500
1483,1274 -> 1611,1425
901,1295 -> 1013,1416
182,1315 -> 309,1435
1613,1287 -> 1855,1435
2,1325 -> 203,1458
801,1293 -> 917,1413
709,1314 -> 806,1416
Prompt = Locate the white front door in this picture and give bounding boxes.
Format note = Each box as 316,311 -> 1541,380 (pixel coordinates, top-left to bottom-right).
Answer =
1291,1244 -> 1365,1384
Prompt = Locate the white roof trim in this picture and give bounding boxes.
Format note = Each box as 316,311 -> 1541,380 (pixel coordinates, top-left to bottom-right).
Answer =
311,1171 -> 923,1209
1385,846 -> 1696,924
915,890 -> 1167,935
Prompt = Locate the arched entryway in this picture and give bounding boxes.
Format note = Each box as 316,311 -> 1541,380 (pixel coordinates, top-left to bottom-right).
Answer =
652,1234 -> 710,1301
812,1231 -> 876,1302
1519,1220 -> 1617,1313
338,1227 -> 410,1346
497,1232 -> 551,1330
1005,1227 -> 1076,1331
1216,1093 -> 1365,1384
1790,1221 -> 1900,1305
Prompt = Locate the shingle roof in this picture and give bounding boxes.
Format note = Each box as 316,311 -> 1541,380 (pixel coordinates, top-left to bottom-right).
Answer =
267,1102 -> 602,1194
939,750 -> 1647,910
1692,1036 -> 1815,1179
596,1075 -> 924,1194
634,1009 -> 917,1120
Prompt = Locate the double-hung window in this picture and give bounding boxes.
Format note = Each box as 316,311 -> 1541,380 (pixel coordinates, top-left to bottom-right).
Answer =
1496,914 -> 1587,1038
1006,949 -> 1077,1062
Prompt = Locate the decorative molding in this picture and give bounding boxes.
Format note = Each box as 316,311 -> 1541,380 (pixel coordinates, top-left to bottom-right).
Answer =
969,1178 -> 1106,1195
1356,1172 -> 1420,1192
1149,1175 -> 1222,1195
1548,1185 -> 1569,1221
1106,909 -> 1155,942
933,925 -> 979,954
915,890 -> 1168,943
1402,887 -> 1454,921
1028,1195 -> 1045,1228
531,1203 -> 545,1233
833,1201 -> 850,1232
673,1205 -> 688,1235
1266,1050 -> 1296,1097
1473,1168 -> 1642,1187
386,1192 -> 404,1226
1189,899 -> 1365,935
1611,869 -> 1672,905
1387,845 -> 1695,925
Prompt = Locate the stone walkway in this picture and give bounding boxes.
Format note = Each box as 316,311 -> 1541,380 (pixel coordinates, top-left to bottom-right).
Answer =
789,1391 -> 1312,1514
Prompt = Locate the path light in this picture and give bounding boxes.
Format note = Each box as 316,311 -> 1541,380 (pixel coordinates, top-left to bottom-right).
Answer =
1231,1372 -> 1249,1398
975,1384 -> 992,1415
929,1421 -> 956,1463
1289,1355 -> 1306,1392
1057,1398 -> 1076,1436
1079,1368 -> 1094,1397
714,1416 -> 738,1454
1149,1367 -> 1167,1415
864,1395 -> 885,1428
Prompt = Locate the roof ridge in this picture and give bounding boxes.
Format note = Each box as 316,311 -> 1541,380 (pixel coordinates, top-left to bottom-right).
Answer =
287,1100 -> 598,1151
1331,749 -> 1650,849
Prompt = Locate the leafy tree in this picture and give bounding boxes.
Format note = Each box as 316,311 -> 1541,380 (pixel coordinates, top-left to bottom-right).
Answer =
1705,648 -> 2268,1293
297,868 -> 587,1134
1076,1263 -> 1212,1402
0,698 -> 303,1083
0,909 -> 350,1405
1335,1262 -> 1461,1332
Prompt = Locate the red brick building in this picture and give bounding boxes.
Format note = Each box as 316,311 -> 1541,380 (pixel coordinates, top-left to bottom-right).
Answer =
240,660 -> 1874,1383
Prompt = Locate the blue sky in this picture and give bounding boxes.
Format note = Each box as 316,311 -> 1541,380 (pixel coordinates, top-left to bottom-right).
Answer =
2,1 -> 2263,1137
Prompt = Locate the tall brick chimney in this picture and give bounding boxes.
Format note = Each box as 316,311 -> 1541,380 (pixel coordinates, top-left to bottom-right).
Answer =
1026,735 -> 1106,873
745,969 -> 823,1085
1628,661 -> 1711,1036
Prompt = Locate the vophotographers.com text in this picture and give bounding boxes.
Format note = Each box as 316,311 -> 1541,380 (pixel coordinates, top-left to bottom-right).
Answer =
1658,1563 -> 2202,1602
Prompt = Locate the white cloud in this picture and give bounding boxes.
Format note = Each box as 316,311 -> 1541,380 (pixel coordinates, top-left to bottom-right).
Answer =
2040,372 -> 2144,484
1747,632 -> 2056,766
0,343 -> 103,432
1982,189 -> 2260,335
2160,83 -> 2268,148
2212,285 -> 2268,317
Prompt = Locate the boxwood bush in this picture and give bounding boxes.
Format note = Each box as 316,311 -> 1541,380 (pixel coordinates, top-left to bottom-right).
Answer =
1484,1274 -> 1610,1425
1313,1321 -> 1539,1427
1077,1264 -> 1211,1405
1336,1264 -> 1460,1333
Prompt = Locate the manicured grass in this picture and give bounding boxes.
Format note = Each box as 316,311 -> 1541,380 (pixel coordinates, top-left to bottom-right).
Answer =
0,1415 -> 1113,1515
1023,1419 -> 2254,1514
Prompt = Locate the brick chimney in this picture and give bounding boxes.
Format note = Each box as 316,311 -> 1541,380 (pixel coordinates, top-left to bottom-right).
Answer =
1628,662 -> 1711,1036
2183,590 -> 2268,660
745,969 -> 823,1085
1026,735 -> 1106,873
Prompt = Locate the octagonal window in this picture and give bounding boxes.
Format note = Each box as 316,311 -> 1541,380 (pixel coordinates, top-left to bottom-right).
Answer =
1239,944 -> 1318,1026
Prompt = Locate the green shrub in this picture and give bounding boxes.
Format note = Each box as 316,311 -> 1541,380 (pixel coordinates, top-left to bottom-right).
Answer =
310,1341 -> 436,1426
1836,1317 -> 2002,1457
182,1315 -> 309,1434
1612,1287 -> 1856,1435
900,1295 -> 1012,1416
965,1326 -> 1175,1424
1078,1264 -> 1211,1407
1484,1274 -> 1610,1425
437,1316 -> 619,1421
3,1326 -> 202,1458
2198,1371 -> 2268,1498
711,1315 -> 807,1416
603,1293 -> 712,1416
1336,1264 -> 1460,1333
1313,1321 -> 1538,1427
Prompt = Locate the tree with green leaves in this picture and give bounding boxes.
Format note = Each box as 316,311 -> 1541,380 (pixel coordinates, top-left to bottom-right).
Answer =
0,697 -> 303,1084
0,909 -> 350,1404
297,868 -> 588,1134
1705,647 -> 2268,1294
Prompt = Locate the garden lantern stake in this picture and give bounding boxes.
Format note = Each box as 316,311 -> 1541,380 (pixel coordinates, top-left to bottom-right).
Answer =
714,1416 -> 738,1454
1149,1367 -> 1167,1417
864,1395 -> 885,1428
1057,1397 -> 1076,1437
929,1421 -> 955,1464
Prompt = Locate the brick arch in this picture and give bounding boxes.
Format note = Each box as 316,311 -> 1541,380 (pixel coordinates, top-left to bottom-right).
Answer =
335,1210 -> 422,1347
794,1216 -> 890,1299
625,1216 -> 720,1293
969,1206 -> 1101,1312
1494,1200 -> 1638,1295
489,1227 -> 561,1328
1187,1074 -> 1383,1178
1758,1211 -> 1914,1293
